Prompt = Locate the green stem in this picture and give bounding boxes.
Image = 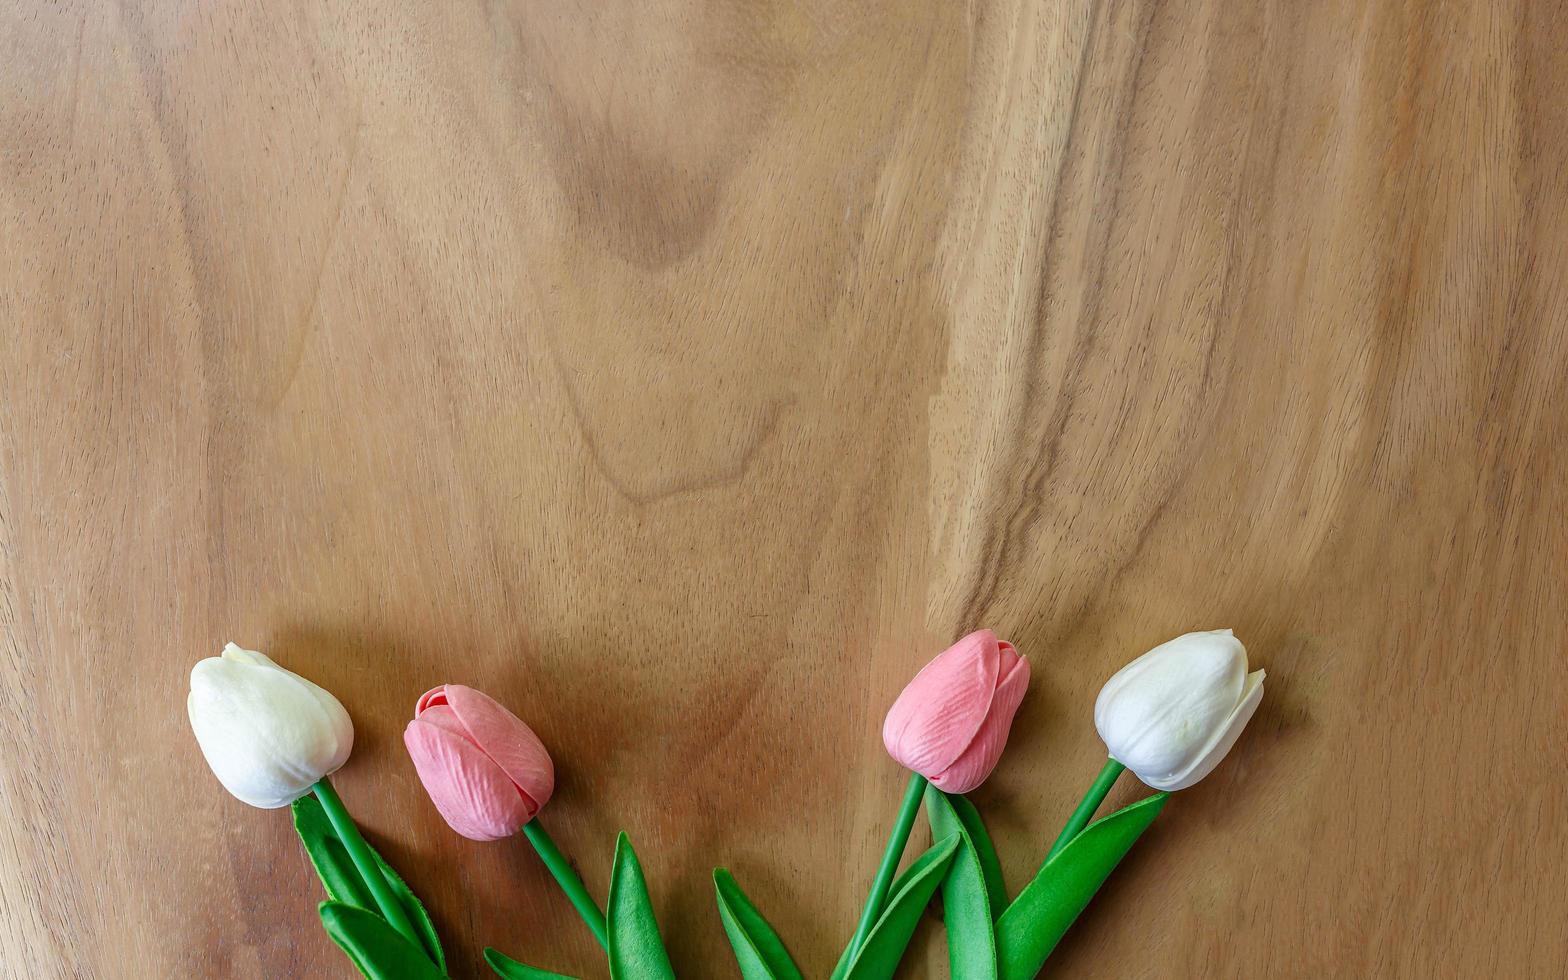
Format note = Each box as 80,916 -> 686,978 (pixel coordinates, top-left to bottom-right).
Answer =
523,820 -> 609,950
1045,757 -> 1126,861
846,772 -> 928,961
311,779 -> 420,947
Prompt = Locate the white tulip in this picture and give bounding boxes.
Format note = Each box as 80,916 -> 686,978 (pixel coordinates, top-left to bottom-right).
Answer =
188,643 -> 354,808
1094,629 -> 1264,791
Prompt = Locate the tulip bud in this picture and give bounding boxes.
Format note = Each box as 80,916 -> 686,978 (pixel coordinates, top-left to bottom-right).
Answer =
1094,629 -> 1265,791
404,685 -> 555,841
187,643 -> 354,808
882,629 -> 1031,794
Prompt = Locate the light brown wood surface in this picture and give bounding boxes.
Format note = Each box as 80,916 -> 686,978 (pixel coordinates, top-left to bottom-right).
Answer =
3,0 -> 1567,977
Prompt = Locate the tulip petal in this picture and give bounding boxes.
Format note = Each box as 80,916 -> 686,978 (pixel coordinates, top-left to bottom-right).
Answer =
412,704 -> 470,740
221,642 -> 275,667
1143,669 -> 1264,791
404,717 -> 530,840
1094,630 -> 1246,780
883,631 -> 1003,778
928,648 -> 1030,793
188,652 -> 353,808
443,685 -> 555,813
291,669 -> 355,768
214,644 -> 354,769
416,686 -> 450,715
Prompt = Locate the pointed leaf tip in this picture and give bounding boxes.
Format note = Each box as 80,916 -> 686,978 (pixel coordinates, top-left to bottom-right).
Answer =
293,796 -> 446,972
318,900 -> 447,980
714,868 -> 805,980
996,793 -> 1168,980
841,833 -> 962,980
608,833 -> 676,980
483,947 -> 579,979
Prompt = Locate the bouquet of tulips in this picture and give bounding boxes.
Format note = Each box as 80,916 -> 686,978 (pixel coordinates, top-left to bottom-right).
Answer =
188,628 -> 1264,978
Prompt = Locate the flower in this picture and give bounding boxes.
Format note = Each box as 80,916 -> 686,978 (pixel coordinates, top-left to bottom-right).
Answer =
1094,628 -> 1265,791
404,685 -> 555,841
881,629 -> 1031,793
187,643 -> 354,808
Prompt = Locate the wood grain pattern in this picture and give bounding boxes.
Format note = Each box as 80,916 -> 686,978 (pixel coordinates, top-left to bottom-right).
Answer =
3,0 -> 1566,976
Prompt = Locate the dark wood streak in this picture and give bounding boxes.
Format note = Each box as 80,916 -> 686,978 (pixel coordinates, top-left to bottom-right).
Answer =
955,0 -> 1149,632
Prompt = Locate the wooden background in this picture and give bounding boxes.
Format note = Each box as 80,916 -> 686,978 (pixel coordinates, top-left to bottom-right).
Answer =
3,0 -> 1566,976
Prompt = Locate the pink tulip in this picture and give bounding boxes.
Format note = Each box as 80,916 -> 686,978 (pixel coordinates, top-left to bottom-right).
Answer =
882,629 -> 1030,793
404,685 -> 555,841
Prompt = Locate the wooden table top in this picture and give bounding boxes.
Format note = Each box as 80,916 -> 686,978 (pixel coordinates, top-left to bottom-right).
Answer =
3,1 -> 1566,977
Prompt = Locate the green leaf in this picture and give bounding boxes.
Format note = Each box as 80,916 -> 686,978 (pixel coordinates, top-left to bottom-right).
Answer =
319,901 -> 448,980
925,789 -> 998,980
996,793 -> 1169,980
292,795 -> 447,973
607,832 -> 676,980
713,869 -> 805,980
838,833 -> 961,980
828,854 -> 933,980
946,793 -> 1007,917
482,947 -> 579,980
